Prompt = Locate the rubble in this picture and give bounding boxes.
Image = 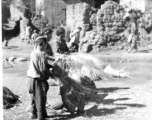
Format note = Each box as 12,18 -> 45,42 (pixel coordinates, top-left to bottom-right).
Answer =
9,56 -> 16,62
80,1 -> 126,53
16,57 -> 27,62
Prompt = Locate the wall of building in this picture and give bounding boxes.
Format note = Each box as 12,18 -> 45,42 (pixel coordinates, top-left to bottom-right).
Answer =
66,3 -> 92,31
10,2 -> 29,36
44,0 -> 66,27
145,0 -> 152,11
35,0 -> 94,27
2,4 -> 10,23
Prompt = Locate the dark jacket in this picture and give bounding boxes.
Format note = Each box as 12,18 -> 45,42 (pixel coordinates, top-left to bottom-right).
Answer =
52,36 -> 69,55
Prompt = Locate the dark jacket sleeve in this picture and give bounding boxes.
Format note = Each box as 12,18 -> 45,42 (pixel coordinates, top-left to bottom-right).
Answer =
46,43 -> 53,56
63,40 -> 69,52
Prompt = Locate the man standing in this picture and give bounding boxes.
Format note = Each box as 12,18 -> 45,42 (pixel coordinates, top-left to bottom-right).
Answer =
60,21 -> 64,27
31,30 -> 39,44
69,27 -> 82,52
26,24 -> 32,44
27,36 -> 54,120
126,10 -> 138,53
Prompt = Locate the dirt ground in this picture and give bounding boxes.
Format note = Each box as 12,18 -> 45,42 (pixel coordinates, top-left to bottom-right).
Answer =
2,37 -> 152,120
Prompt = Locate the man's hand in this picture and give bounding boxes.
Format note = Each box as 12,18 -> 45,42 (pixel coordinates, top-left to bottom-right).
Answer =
64,52 -> 70,55
55,55 -> 63,61
47,55 -> 55,61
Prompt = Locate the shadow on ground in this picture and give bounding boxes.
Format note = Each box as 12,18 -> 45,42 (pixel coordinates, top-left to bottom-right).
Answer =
96,87 -> 130,93
3,85 -> 145,120
47,87 -> 145,119
3,46 -> 20,50
138,49 -> 152,53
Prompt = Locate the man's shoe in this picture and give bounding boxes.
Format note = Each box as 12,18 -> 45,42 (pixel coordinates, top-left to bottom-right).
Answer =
77,110 -> 85,115
53,109 -> 65,115
44,113 -> 49,118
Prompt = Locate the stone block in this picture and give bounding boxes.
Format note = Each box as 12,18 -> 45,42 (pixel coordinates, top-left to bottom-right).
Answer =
66,3 -> 92,31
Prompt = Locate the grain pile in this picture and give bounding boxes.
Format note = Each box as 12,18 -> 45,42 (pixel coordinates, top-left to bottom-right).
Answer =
3,87 -> 20,109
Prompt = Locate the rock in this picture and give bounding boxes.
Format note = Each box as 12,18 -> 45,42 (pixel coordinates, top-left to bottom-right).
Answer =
119,45 -> 124,50
9,56 -> 16,61
120,60 -> 123,63
82,44 -> 93,53
3,58 -> 8,62
95,34 -> 101,39
97,38 -> 106,46
89,32 -> 97,39
16,57 -> 27,62
97,1 -> 125,42
85,31 -> 92,37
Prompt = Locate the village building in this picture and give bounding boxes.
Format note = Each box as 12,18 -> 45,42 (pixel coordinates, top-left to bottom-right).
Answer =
2,0 -> 152,33
35,0 -> 120,30
35,0 -> 95,28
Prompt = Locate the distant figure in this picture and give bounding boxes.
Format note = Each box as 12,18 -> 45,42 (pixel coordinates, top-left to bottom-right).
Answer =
64,28 -> 71,42
60,21 -> 64,27
127,31 -> 138,53
25,24 -> 32,44
124,10 -> 138,53
52,27 -> 69,55
38,27 -> 54,56
69,27 -> 82,52
31,30 -> 39,44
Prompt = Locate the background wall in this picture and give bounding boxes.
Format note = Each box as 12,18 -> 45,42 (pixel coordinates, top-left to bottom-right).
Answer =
145,0 -> 152,11
36,0 -> 94,27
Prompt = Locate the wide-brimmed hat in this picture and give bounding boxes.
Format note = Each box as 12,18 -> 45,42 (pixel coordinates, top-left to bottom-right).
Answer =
35,36 -> 47,45
41,26 -> 53,35
56,27 -> 65,36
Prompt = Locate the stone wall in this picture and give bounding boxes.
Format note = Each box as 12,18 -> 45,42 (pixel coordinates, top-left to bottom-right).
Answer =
10,0 -> 29,36
2,1 -> 10,23
97,0 -> 125,37
35,0 -> 94,27
44,0 -> 66,27
145,0 -> 152,11
66,3 -> 91,31
80,1 -> 126,53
